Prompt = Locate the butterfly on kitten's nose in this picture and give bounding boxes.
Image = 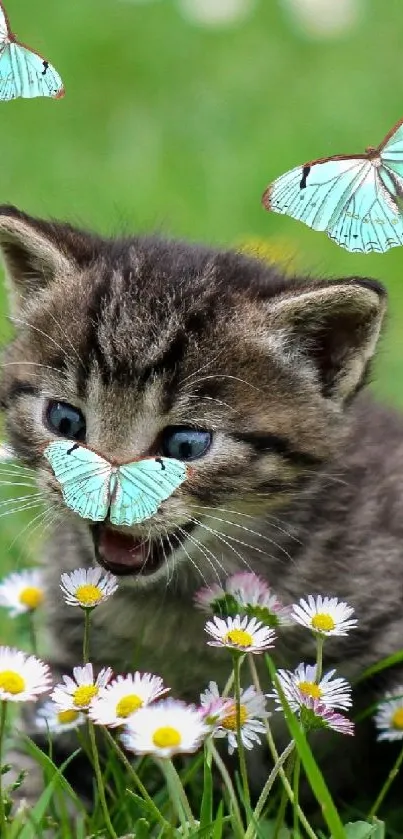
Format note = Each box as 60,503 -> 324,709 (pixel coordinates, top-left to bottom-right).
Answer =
43,440 -> 190,526
262,117 -> 403,254
0,0 -> 64,101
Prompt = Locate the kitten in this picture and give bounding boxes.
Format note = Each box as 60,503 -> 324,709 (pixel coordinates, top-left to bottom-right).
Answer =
0,204 -> 401,806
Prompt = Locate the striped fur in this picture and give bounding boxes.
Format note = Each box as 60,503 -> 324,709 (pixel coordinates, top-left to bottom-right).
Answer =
0,205 -> 400,805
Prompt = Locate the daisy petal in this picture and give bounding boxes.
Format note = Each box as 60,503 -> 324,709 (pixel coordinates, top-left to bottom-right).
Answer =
291,595 -> 357,637
89,672 -> 169,727
205,614 -> 276,653
0,569 -> 45,617
374,687 -> 403,742
51,663 -> 113,711
60,568 -> 118,609
0,647 -> 51,702
121,698 -> 208,758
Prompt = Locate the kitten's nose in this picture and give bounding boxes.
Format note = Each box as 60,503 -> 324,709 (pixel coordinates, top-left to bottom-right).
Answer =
93,445 -> 143,465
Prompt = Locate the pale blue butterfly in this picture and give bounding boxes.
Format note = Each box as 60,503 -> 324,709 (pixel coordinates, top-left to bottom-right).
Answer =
263,118 -> 403,254
44,440 -> 189,526
0,1 -> 64,101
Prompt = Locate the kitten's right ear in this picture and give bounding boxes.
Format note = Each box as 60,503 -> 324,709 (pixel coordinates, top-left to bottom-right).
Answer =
0,205 -> 91,312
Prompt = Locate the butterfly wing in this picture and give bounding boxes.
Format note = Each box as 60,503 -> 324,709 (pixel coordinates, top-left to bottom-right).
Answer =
0,2 -> 10,41
0,42 -> 64,101
379,119 -> 403,178
327,164 -> 403,253
44,441 -> 112,521
110,457 -> 188,527
264,154 -> 403,253
263,157 -> 371,233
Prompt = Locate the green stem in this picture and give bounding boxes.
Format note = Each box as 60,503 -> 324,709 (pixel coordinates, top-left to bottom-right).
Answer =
88,720 -> 117,839
103,727 -> 172,831
27,611 -> 38,656
83,608 -> 91,664
273,781 -> 289,839
368,742 -> 403,820
222,655 -> 244,698
293,752 -> 301,837
0,701 -> 8,834
77,728 -> 115,801
233,652 -> 251,814
248,656 -> 318,839
315,635 -> 324,682
245,740 -> 295,839
209,741 -> 244,834
158,758 -> 195,832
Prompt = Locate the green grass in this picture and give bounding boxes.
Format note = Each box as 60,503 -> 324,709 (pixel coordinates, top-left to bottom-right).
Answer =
1,0 -> 403,834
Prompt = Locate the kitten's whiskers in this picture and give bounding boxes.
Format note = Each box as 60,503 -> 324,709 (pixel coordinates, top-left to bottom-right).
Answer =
171,527 -> 212,590
188,515 -> 254,574
176,525 -> 225,584
190,505 -> 297,559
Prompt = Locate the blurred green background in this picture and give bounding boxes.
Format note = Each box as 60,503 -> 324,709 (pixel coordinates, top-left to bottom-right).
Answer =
1,0 -> 403,636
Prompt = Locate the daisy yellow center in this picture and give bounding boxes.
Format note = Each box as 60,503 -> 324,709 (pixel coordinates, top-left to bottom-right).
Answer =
298,681 -> 322,700
19,586 -> 44,610
57,709 -> 80,725
152,726 -> 182,748
0,670 -> 25,694
116,694 -> 143,718
311,613 -> 335,632
222,703 -> 248,731
73,684 -> 98,707
75,584 -> 103,607
391,708 -> 403,730
223,629 -> 253,648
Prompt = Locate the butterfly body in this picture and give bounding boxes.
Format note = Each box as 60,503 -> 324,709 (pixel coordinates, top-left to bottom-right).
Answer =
44,441 -> 188,526
263,118 -> 403,253
0,1 -> 64,100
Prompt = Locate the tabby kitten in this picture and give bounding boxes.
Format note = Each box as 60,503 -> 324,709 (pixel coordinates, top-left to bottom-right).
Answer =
0,204 -> 401,804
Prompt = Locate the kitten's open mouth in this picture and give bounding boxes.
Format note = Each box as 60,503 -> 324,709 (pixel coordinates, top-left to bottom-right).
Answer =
91,522 -> 196,577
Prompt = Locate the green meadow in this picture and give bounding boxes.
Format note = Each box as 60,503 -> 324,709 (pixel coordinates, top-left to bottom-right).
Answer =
1,1 -> 403,835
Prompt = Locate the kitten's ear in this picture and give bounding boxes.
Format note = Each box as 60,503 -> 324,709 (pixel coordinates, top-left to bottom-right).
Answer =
267,278 -> 386,403
0,205 -> 93,312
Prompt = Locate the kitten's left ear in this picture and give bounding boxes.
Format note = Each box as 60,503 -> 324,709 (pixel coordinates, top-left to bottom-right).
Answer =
0,205 -> 96,311
266,277 -> 387,403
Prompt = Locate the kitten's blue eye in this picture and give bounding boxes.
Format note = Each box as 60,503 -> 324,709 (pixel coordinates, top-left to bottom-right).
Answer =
45,400 -> 86,442
161,427 -> 212,461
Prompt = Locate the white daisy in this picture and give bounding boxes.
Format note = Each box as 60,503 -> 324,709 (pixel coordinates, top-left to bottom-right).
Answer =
298,695 -> 354,736
0,569 -> 45,616
226,571 -> 271,605
0,647 -> 51,702
212,685 -> 269,754
270,664 -> 352,711
60,567 -> 118,609
227,571 -> 292,626
194,583 -> 227,613
36,699 -> 86,734
51,663 -> 113,711
195,573 -> 291,626
374,688 -> 403,742
291,595 -> 357,636
89,672 -> 169,728
199,681 -> 234,726
205,614 -> 276,654
121,698 -> 208,758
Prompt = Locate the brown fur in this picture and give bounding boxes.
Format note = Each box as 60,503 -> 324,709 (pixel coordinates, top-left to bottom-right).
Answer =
0,204 -> 401,805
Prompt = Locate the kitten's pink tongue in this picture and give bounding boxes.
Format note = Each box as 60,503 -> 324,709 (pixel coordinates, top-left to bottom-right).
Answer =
99,528 -> 147,569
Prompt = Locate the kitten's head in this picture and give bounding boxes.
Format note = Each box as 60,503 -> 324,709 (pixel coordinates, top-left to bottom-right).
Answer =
0,206 -> 386,586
